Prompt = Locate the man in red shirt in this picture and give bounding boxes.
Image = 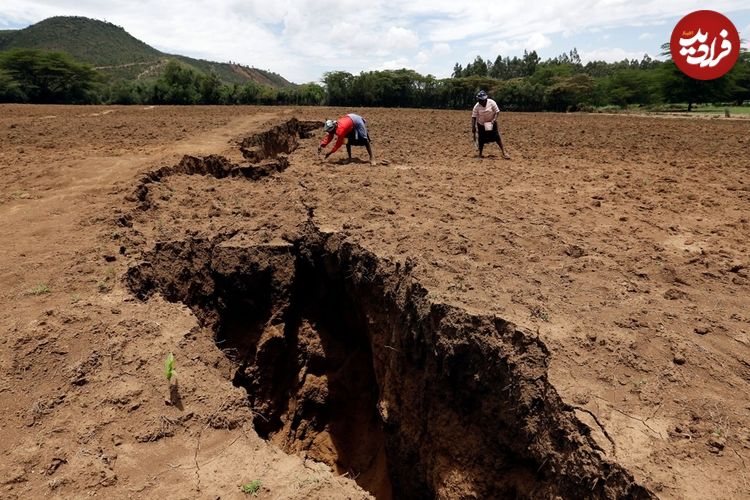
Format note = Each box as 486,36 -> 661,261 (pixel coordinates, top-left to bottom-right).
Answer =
318,113 -> 375,165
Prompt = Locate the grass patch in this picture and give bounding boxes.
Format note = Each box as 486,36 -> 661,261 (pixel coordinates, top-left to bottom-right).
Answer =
27,283 -> 51,295
241,479 -> 262,496
639,103 -> 750,115
692,105 -> 750,115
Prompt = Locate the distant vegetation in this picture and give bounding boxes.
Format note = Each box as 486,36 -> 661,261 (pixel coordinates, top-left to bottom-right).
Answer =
0,15 -> 748,111
323,48 -> 750,112
0,30 -> 16,45
0,16 -> 292,90
0,48 -> 98,103
0,48 -> 322,105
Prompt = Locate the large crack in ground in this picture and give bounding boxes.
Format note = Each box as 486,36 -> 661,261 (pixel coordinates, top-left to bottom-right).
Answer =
125,225 -> 654,499
238,118 -> 321,162
128,118 -> 321,209
122,117 -> 654,498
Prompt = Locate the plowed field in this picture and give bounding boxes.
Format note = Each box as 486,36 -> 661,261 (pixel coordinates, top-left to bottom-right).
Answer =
1,104 -> 748,499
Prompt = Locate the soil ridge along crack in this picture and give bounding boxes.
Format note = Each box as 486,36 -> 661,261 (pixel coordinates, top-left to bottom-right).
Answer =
128,118 -> 321,209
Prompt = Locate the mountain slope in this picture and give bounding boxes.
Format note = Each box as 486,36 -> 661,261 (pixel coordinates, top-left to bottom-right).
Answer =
0,17 -> 160,65
0,30 -> 17,46
0,16 -> 293,87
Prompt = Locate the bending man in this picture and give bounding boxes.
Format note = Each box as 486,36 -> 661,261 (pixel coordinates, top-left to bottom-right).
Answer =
318,113 -> 375,165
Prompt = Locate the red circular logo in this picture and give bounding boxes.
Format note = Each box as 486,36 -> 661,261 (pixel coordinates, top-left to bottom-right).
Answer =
670,10 -> 740,80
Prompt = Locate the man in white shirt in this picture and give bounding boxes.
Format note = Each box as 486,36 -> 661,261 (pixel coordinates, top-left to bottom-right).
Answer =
471,90 -> 510,159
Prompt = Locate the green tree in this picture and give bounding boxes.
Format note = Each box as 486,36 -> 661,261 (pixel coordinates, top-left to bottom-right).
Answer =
489,56 -> 505,79
464,56 -> 489,77
727,50 -> 750,105
530,62 -> 576,86
658,60 -> 732,111
199,70 -> 223,104
258,85 -> 278,104
0,69 -> 24,102
601,69 -> 658,107
544,74 -> 595,111
218,83 -> 239,104
106,80 -> 140,104
323,71 -> 354,106
521,50 -> 541,77
493,78 -> 545,111
153,60 -> 200,104
0,48 -> 98,103
296,83 -> 325,105
237,81 -> 262,104
569,48 -> 581,65
388,69 -> 422,106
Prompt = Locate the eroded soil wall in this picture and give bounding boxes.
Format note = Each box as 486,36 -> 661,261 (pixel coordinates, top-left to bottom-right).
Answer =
126,225 -> 654,499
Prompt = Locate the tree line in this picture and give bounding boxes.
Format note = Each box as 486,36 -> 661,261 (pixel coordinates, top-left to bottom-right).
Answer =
1,46 -> 748,111
447,48 -> 749,111
324,47 -> 748,111
0,48 -> 324,105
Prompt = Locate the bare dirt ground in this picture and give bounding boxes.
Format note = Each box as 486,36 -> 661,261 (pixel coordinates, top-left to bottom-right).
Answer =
0,104 -> 748,499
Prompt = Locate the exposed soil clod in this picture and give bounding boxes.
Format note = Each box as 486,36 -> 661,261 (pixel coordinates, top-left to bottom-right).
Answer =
126,225 -> 654,500
238,119 -> 322,162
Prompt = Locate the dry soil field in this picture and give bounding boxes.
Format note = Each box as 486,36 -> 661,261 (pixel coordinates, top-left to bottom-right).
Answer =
0,104 -> 749,499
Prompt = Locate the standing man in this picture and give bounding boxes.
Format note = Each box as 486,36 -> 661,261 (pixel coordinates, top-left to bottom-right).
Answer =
318,113 -> 376,165
471,90 -> 510,159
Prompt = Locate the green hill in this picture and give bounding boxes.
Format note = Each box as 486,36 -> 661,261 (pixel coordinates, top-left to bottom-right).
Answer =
0,16 -> 294,87
0,30 -> 17,46
173,55 -> 292,87
0,17 -> 160,65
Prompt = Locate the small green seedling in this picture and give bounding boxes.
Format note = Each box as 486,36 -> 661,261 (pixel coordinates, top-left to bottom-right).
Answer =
241,479 -> 261,496
165,352 -> 176,382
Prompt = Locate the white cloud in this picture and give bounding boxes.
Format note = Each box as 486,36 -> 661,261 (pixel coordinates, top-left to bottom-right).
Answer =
385,27 -> 420,51
423,0 -> 747,43
527,32 -> 552,50
431,42 -> 452,55
579,47 -> 652,63
491,32 -> 551,54
1,1 -> 748,81
375,57 -> 411,70
638,32 -> 654,40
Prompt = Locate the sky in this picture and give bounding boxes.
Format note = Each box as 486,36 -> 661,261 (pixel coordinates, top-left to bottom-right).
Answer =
1,1 -> 749,83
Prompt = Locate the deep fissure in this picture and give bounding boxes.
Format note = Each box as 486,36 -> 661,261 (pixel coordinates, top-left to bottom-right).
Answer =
221,242 -> 394,498
126,228 -> 654,499
129,118 -> 321,209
